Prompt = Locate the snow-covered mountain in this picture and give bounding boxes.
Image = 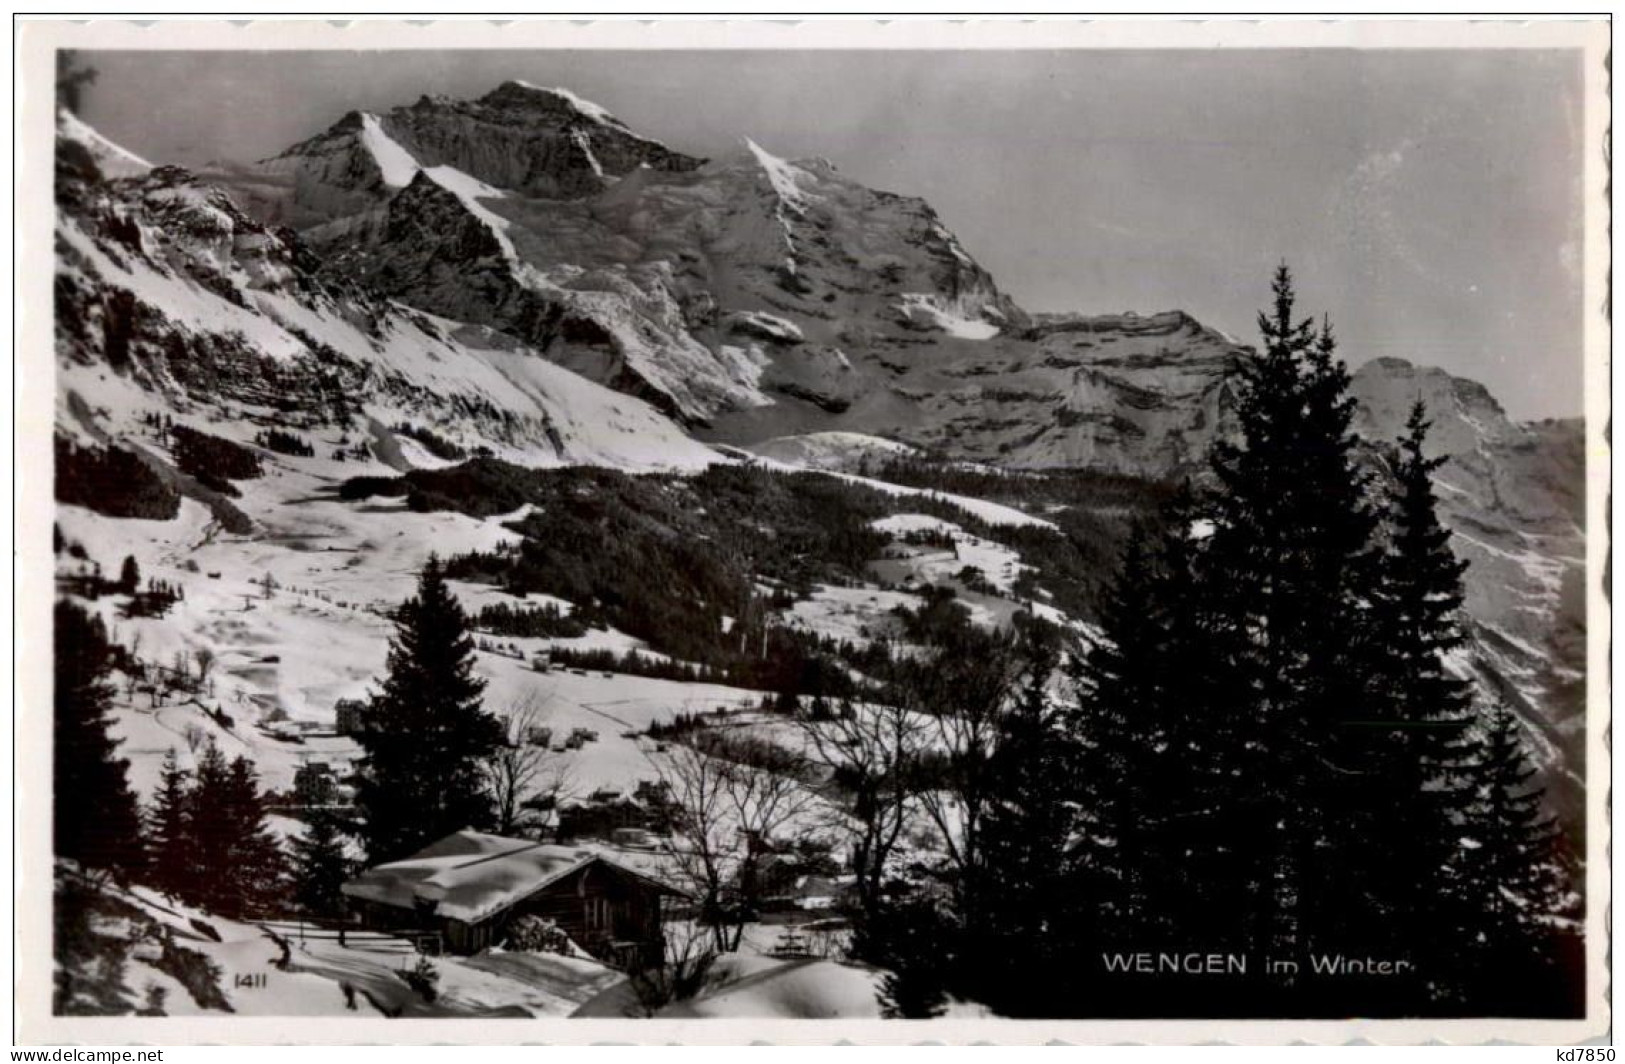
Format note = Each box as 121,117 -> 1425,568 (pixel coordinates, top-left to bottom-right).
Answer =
207,82 -> 705,227
203,82 -> 1022,425
57,110 -> 719,477
54,97 -> 1588,848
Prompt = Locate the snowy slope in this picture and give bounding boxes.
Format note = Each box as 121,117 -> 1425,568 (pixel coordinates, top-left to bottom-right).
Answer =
60,479 -> 771,805
55,133 -> 719,472
60,871 -> 623,1018
59,107 -> 153,178
744,431 -> 921,471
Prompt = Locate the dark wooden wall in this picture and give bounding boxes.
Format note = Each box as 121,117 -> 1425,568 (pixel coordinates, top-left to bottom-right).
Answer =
354,862 -> 669,966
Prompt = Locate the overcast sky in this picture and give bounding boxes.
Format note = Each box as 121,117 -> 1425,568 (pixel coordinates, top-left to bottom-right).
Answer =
76,48 -> 1585,419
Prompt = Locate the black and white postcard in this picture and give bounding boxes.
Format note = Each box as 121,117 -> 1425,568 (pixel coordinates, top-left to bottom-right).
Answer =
15,16 -> 1611,1045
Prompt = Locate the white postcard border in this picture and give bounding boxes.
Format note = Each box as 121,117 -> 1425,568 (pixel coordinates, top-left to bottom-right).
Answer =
12,16 -> 1611,1046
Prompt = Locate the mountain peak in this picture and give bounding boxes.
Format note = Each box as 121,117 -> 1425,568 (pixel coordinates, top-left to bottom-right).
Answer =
1350,356 -> 1515,455
478,80 -> 631,130
244,82 -> 705,214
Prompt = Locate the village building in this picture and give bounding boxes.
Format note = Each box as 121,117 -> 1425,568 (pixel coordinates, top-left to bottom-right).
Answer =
292,761 -> 338,807
332,698 -> 365,736
340,829 -> 683,967
555,785 -> 672,840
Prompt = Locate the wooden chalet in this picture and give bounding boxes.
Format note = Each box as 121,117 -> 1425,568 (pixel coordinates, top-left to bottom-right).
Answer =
341,829 -> 683,968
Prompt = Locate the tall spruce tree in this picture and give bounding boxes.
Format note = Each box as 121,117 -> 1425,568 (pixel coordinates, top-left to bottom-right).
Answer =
354,556 -> 504,861
146,747 -> 194,899
1202,267 -> 1380,973
1455,704 -> 1573,1013
1369,403 -> 1473,727
1349,402 -> 1480,1005
54,600 -> 145,878
969,627 -> 1078,1017
1051,266 -> 1579,1018
1069,268 -> 1388,1012
117,555 -> 140,596
187,742 -> 285,918
187,740 -> 233,910
290,808 -> 353,921
1071,489 -> 1259,1013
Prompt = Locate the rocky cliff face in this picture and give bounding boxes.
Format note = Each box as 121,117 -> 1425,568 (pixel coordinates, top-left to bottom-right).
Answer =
381,82 -> 705,197
54,114 -> 720,477
706,308 -> 1247,473
209,84 -> 1025,425
209,82 -> 705,226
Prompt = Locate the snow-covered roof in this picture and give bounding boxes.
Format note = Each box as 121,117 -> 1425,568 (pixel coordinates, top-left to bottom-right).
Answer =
341,829 -> 682,924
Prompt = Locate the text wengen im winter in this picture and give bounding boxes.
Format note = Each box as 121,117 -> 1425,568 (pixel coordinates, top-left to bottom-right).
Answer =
1100,954 -> 1416,977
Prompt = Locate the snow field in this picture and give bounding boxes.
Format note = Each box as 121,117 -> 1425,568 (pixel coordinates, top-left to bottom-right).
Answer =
737,451 -> 1054,530
102,881 -> 623,1017
896,292 -> 1001,340
781,583 -> 922,646
870,512 -> 1029,594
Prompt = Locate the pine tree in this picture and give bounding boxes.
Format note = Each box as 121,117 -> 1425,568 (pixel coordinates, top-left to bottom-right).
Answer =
1455,704 -> 1574,1013
187,741 -> 234,911
117,555 -> 140,596
219,755 -> 288,918
354,556 -> 504,861
969,628 -> 1079,1017
1202,267 -> 1381,973
1067,268 -> 1389,1012
1350,402 -> 1479,1003
1038,266 -> 1578,1018
1071,490 -> 1256,1012
146,748 -> 194,899
291,809 -> 353,921
54,600 -> 145,877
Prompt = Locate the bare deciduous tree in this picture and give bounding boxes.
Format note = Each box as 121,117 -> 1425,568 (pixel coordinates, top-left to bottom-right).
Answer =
904,642 -> 1021,919
482,693 -> 574,836
650,734 -> 813,953
795,697 -> 931,926
193,646 -> 217,691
